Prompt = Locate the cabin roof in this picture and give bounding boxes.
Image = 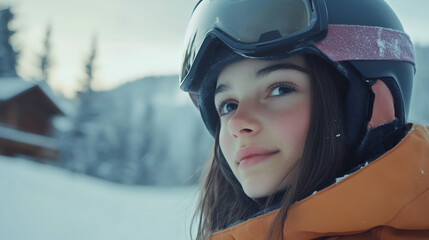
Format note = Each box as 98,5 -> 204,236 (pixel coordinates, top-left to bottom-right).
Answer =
0,78 -> 64,115
0,78 -> 36,101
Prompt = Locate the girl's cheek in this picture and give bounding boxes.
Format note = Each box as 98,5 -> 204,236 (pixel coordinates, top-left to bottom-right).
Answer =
219,127 -> 235,165
273,101 -> 311,148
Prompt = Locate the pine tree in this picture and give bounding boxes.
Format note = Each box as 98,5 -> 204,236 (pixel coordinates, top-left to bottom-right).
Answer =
81,36 -> 97,93
74,36 -> 98,134
60,36 -> 99,174
0,7 -> 18,77
40,23 -> 52,83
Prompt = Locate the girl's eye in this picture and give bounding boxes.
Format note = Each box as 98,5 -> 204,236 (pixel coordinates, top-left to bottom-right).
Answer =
218,100 -> 238,116
268,82 -> 296,97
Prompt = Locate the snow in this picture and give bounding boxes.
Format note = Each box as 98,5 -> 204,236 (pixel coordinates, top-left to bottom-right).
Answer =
335,174 -> 351,184
0,78 -> 70,117
37,80 -> 75,116
0,78 -> 36,101
377,28 -> 386,56
0,155 -> 199,240
0,124 -> 59,150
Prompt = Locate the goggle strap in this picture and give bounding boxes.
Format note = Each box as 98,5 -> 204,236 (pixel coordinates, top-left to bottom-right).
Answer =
314,24 -> 415,65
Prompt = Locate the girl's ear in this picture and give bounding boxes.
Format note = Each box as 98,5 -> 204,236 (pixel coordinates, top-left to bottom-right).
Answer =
367,79 -> 396,129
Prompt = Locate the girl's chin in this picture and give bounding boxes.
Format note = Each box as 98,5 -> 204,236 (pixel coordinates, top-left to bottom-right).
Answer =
242,183 -> 279,199
241,176 -> 291,199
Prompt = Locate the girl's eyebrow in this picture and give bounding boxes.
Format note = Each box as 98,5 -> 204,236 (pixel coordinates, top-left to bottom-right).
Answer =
215,63 -> 309,98
215,84 -> 229,97
255,63 -> 309,79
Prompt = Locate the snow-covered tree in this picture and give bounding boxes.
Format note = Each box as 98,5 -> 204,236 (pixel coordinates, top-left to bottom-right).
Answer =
0,7 -> 18,77
56,74 -> 212,185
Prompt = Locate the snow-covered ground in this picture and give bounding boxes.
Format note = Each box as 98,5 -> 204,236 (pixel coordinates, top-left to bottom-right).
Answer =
0,155 -> 199,240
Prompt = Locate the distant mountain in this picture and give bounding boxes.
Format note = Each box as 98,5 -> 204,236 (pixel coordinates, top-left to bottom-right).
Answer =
57,75 -> 213,186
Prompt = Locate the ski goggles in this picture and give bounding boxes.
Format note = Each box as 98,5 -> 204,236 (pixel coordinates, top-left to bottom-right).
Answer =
180,0 -> 328,92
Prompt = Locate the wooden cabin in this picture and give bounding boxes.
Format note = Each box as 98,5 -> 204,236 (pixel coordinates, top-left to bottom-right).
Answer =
0,78 -> 64,160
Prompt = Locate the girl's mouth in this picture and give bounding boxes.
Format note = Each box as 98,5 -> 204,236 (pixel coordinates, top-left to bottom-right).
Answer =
236,147 -> 279,168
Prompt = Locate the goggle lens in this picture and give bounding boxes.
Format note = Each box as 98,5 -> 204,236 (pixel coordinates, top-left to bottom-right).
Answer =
180,0 -> 317,91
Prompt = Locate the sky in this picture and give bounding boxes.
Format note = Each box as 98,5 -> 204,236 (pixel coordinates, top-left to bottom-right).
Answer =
1,0 -> 429,98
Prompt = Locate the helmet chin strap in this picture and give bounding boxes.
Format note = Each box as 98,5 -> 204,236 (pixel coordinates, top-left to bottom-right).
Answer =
349,78 -> 406,170
367,80 -> 396,129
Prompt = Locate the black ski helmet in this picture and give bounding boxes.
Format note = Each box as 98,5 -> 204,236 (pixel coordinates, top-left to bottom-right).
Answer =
179,0 -> 415,153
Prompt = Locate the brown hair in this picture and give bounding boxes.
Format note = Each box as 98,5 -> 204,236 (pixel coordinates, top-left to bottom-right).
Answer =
192,55 -> 348,240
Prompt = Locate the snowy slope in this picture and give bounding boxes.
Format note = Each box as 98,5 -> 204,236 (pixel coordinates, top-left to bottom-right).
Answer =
0,155 -> 199,240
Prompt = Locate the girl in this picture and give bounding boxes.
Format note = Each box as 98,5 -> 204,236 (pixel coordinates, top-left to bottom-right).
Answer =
179,0 -> 429,239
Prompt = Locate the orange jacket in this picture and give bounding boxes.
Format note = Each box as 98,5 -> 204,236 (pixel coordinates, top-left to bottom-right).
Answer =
211,124 -> 429,240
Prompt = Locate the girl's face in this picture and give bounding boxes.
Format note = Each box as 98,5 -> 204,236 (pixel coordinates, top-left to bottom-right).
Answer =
215,55 -> 311,198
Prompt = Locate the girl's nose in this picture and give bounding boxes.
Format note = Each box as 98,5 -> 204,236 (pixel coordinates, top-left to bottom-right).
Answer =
227,102 -> 262,139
